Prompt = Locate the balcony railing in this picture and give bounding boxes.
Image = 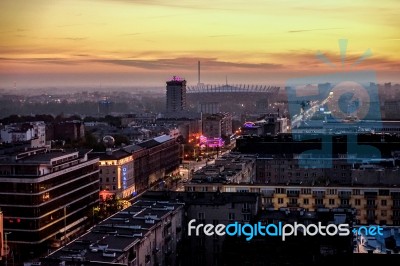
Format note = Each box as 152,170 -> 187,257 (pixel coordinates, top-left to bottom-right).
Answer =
312,193 -> 325,199
364,194 -> 377,199
287,203 -> 300,208
262,191 -> 275,197
338,193 -> 351,199
287,191 -> 300,197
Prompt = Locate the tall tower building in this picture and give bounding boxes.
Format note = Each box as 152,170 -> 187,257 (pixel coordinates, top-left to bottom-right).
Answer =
166,76 -> 187,113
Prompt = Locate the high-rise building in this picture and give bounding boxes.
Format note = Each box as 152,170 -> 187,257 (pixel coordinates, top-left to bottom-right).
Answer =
0,147 -> 99,258
166,76 -> 187,114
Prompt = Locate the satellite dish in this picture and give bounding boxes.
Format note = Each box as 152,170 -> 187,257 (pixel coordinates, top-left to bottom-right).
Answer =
103,135 -> 115,147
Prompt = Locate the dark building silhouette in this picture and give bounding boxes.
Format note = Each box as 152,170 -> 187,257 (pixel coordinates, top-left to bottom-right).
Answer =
166,76 -> 187,114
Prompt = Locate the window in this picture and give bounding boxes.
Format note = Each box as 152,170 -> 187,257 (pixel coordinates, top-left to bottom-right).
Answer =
106,177 -> 109,183
341,199 -> 349,206
315,198 -> 323,205
289,198 -> 298,204
303,198 -> 309,205
381,210 -> 387,217
381,200 -> 387,206
276,188 -> 285,194
353,189 -> 360,195
355,199 -> 361,206
243,214 -> 250,221
329,199 -> 335,205
327,189 -> 337,195
278,198 -> 283,204
228,213 -> 235,221
367,199 -> 375,206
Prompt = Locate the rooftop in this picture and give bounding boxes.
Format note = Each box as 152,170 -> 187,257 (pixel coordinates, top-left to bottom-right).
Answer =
45,198 -> 184,264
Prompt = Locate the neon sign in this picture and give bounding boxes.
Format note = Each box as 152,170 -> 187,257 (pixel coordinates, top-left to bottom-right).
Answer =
122,167 -> 127,190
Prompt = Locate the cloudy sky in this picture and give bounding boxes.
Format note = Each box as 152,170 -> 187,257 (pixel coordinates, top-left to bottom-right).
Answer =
0,0 -> 399,88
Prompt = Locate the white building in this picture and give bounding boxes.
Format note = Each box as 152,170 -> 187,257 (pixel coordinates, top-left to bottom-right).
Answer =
0,121 -> 46,147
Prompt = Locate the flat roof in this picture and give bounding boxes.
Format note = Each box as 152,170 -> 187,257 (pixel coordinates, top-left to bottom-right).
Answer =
46,198 -> 184,264
18,151 -> 79,163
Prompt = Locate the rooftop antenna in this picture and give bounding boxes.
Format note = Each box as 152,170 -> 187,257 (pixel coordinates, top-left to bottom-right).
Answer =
198,61 -> 200,85
226,75 -> 228,86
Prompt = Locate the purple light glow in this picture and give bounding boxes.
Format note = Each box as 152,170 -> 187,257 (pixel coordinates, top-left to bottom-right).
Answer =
172,76 -> 183,81
200,136 -> 224,147
243,122 -> 255,128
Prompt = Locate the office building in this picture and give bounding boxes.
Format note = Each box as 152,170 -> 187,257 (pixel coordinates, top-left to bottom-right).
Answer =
0,147 -> 99,258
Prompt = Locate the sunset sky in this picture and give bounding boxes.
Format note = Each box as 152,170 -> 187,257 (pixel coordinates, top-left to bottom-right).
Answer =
0,0 -> 399,88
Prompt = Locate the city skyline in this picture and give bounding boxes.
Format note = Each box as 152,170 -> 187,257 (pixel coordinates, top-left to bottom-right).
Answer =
1,0 -> 400,88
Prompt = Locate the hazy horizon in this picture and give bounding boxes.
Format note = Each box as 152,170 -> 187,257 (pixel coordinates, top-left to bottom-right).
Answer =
1,0 -> 400,89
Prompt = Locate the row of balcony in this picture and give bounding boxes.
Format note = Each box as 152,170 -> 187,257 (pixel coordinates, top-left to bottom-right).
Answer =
260,192 -> 400,199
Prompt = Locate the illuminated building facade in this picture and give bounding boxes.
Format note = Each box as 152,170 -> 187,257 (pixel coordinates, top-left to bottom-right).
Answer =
96,135 -> 180,198
0,147 -> 99,257
97,149 -> 134,200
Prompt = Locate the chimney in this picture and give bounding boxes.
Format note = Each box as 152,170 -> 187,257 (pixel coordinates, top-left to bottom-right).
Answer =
198,61 -> 201,85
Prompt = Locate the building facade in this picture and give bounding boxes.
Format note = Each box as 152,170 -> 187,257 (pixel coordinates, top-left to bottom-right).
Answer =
184,183 -> 400,226
96,149 -> 135,200
166,76 -> 187,114
202,113 -> 232,139
0,147 -> 99,258
0,121 -> 46,147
